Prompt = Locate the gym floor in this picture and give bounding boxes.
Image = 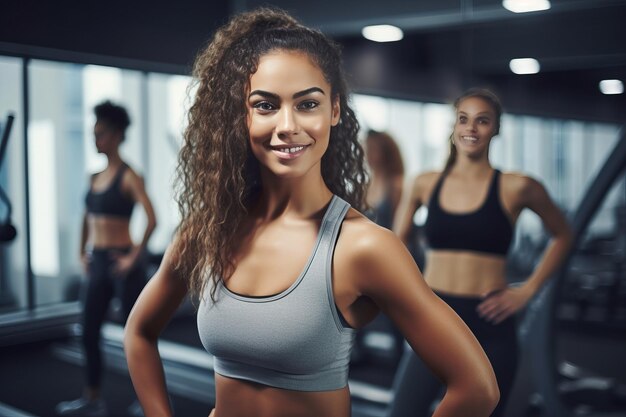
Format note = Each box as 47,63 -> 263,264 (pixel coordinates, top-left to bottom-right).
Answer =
1,313 -> 624,417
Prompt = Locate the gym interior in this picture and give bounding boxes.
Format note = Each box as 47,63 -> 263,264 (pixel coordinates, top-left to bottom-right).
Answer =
0,1 -> 625,416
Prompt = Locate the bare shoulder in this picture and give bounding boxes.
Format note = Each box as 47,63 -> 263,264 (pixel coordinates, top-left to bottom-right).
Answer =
340,208 -> 398,247
121,164 -> 146,193
338,209 -> 413,275
162,235 -> 184,272
501,171 -> 549,204
122,164 -> 144,183
411,170 -> 442,200
414,170 -> 441,187
336,208 -> 424,303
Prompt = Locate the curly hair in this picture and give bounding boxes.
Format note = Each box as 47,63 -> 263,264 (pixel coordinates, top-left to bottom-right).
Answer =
173,8 -> 367,300
444,88 -> 502,173
94,100 -> 131,139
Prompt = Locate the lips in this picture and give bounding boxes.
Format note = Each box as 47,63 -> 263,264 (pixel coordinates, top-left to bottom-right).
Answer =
268,144 -> 310,160
460,135 -> 479,144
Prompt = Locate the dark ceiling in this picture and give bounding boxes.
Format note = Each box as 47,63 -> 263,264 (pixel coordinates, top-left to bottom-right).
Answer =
1,0 -> 625,123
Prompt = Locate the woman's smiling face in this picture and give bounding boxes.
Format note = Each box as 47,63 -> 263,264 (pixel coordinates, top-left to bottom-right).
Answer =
247,50 -> 340,180
452,96 -> 498,159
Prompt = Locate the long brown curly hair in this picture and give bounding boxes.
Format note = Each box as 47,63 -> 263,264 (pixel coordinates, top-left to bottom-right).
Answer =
173,8 -> 367,300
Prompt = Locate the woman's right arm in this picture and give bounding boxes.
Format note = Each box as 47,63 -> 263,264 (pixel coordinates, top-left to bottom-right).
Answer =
124,239 -> 189,417
393,174 -> 425,245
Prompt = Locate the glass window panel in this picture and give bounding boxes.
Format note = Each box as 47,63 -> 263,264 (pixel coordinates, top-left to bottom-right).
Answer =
0,56 -> 26,313
2,58 -> 622,315
145,74 -> 193,253
29,60 -> 143,307
563,120 -> 586,209
29,60 -> 87,307
420,103 -> 453,171
28,120 -> 59,277
387,98 -> 422,177
353,94 -> 391,133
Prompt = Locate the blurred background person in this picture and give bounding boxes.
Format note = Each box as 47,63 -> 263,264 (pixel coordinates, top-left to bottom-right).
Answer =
390,88 -> 572,417
56,101 -> 157,417
364,130 -> 404,231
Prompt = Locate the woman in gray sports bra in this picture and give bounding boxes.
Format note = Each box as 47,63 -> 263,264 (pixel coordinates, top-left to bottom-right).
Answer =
124,8 -> 500,417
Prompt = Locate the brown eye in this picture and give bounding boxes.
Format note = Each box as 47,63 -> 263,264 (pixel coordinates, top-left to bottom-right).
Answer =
253,101 -> 276,113
297,100 -> 319,111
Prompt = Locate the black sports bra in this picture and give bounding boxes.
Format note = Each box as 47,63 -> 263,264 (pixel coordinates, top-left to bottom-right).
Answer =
423,169 -> 513,256
85,164 -> 134,218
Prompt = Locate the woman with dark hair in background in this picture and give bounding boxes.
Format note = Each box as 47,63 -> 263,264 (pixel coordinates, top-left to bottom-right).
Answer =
124,10 -> 499,417
391,88 -> 572,417
56,101 -> 157,416
356,130 -> 406,362
365,130 -> 404,230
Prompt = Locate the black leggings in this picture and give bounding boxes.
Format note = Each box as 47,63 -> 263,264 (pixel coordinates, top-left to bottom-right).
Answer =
82,248 -> 145,388
386,290 -> 519,417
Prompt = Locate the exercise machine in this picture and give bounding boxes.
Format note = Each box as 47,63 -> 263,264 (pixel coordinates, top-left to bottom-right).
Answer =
0,113 -> 16,243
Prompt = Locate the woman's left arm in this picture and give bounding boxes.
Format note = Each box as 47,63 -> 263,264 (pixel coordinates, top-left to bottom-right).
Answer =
347,225 -> 500,417
478,176 -> 572,323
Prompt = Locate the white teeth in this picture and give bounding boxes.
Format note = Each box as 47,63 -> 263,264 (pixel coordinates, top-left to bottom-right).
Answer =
462,136 -> 478,142
280,146 -> 305,153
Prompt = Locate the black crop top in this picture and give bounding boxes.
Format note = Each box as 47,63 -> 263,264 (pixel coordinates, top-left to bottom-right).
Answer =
423,169 -> 513,256
85,164 -> 134,218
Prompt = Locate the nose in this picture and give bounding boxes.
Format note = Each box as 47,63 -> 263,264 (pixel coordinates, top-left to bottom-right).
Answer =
466,121 -> 478,132
276,107 -> 298,137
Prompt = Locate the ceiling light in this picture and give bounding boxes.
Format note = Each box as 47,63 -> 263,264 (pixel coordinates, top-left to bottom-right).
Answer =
509,58 -> 540,74
503,0 -> 551,13
599,79 -> 624,95
362,25 -> 404,42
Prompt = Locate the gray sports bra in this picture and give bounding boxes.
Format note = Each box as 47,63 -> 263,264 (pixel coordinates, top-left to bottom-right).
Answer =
197,195 -> 356,392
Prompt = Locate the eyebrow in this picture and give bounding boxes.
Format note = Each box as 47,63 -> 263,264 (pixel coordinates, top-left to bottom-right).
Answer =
458,111 -> 492,117
248,87 -> 326,100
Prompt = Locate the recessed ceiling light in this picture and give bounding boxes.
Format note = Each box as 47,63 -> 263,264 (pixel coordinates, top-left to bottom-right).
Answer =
503,0 -> 551,13
509,58 -> 540,74
599,79 -> 624,95
362,25 -> 404,42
